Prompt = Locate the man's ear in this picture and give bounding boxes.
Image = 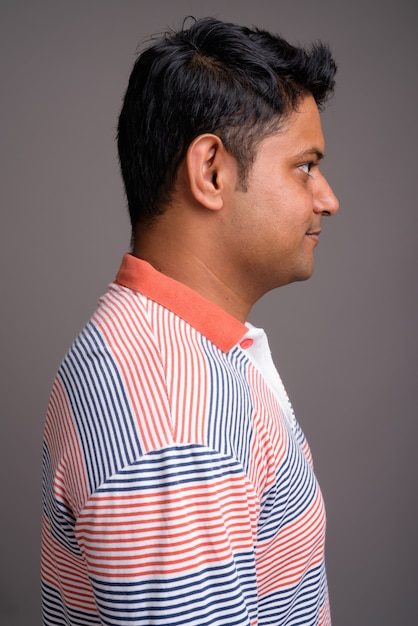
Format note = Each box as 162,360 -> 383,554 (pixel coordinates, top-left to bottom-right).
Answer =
186,134 -> 236,211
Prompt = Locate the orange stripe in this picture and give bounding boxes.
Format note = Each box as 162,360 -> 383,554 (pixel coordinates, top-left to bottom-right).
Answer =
94,294 -> 173,452
44,378 -> 89,515
41,517 -> 97,611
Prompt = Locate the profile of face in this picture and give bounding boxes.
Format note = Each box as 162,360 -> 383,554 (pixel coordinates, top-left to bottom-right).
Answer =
223,95 -> 339,297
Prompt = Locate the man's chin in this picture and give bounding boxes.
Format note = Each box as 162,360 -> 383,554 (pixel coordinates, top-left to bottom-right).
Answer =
288,263 -> 315,285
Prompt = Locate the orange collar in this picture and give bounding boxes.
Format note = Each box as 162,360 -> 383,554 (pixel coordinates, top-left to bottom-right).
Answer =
115,254 -> 247,352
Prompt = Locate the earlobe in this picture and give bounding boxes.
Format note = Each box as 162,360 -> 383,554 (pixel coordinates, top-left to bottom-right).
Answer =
186,134 -> 227,211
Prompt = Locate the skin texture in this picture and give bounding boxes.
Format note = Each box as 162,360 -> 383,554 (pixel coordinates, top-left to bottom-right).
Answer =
133,95 -> 339,322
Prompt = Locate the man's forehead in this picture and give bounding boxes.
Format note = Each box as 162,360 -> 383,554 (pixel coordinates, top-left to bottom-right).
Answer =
258,100 -> 325,157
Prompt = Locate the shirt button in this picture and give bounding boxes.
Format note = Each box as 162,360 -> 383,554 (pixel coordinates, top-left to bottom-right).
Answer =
240,338 -> 254,349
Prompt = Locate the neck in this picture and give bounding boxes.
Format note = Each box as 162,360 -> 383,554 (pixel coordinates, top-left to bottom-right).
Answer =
132,218 -> 254,323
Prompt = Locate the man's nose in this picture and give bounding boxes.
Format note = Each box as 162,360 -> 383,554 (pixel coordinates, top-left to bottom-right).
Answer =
314,172 -> 339,216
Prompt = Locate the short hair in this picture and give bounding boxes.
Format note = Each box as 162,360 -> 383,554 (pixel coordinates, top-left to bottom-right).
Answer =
117,16 -> 337,230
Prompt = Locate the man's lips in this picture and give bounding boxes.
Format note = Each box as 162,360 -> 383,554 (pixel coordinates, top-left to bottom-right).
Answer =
305,229 -> 321,244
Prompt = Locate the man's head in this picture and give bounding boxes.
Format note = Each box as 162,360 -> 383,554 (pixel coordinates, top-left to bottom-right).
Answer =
117,17 -> 337,233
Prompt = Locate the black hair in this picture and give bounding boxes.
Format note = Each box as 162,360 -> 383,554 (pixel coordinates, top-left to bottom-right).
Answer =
117,16 -> 337,229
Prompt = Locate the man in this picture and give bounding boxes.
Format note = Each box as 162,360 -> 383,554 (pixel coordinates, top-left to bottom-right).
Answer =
41,17 -> 339,626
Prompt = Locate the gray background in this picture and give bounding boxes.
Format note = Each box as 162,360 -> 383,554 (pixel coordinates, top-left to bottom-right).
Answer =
1,1 -> 417,624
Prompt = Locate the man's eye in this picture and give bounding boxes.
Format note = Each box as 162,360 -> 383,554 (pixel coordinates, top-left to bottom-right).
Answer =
299,162 -> 313,175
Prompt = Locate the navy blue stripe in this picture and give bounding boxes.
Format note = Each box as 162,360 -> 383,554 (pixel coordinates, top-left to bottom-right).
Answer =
42,581 -> 101,625
202,339 -> 253,474
59,321 -> 142,493
91,558 -> 257,626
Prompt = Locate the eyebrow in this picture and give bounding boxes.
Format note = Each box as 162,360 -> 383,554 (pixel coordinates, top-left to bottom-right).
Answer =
294,148 -> 325,161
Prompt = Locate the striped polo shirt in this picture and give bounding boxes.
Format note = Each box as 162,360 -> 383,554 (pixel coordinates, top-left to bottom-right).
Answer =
41,253 -> 330,625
